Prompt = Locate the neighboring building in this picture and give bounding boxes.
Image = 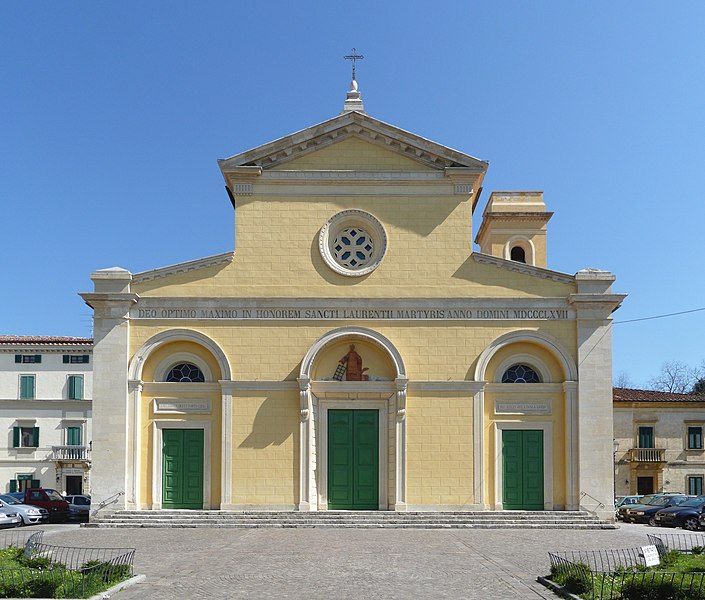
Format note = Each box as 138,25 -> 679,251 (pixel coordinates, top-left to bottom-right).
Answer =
0,336 -> 92,495
614,387 -> 705,497
82,80 -> 624,519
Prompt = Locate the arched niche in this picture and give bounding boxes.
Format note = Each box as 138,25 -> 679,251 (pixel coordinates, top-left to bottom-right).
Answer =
475,330 -> 577,383
129,329 -> 231,382
300,327 -> 406,381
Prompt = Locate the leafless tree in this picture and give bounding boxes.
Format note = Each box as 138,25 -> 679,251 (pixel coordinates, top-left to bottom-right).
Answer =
614,371 -> 633,388
648,361 -> 698,394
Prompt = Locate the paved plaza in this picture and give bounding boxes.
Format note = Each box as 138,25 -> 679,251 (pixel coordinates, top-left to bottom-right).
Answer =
38,523 -> 667,599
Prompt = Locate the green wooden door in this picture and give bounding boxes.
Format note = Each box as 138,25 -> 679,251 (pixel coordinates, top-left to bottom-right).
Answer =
162,429 -> 204,509
328,410 -> 378,510
502,430 -> 544,510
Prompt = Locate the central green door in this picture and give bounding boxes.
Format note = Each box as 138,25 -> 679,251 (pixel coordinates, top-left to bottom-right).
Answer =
328,410 -> 379,510
162,429 -> 204,509
502,430 -> 544,510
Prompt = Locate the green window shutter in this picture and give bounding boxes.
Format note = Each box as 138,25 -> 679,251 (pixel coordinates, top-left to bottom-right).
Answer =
20,376 -> 35,400
639,426 -> 654,448
34,355 -> 41,363
67,427 -> 81,446
9,480 -> 16,493
68,376 -> 84,400
83,355 -> 90,363
32,428 -> 39,448
689,427 -> 703,450
63,355 -> 69,364
15,355 -> 21,363
30,479 -> 40,489
12,427 -> 19,448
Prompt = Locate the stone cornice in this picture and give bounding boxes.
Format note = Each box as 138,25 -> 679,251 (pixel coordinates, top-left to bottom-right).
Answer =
218,111 -> 489,174
471,253 -> 575,284
569,293 -> 627,316
132,252 -> 234,284
80,293 -> 139,311
475,213 -> 553,244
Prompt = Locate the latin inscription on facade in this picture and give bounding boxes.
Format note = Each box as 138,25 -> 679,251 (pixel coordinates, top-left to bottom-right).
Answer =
133,302 -> 573,321
495,402 -> 551,415
154,400 -> 211,414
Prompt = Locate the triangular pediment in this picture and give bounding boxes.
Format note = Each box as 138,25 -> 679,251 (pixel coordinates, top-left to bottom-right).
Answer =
218,111 -> 488,173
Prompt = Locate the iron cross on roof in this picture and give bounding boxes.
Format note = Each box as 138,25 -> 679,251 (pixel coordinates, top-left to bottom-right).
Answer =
344,48 -> 364,81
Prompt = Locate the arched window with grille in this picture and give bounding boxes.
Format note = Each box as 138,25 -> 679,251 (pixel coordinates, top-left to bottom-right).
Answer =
164,363 -> 205,383
501,364 -> 541,384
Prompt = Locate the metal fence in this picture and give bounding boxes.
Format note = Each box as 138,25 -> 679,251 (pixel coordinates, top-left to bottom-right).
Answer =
548,546 -> 705,599
647,532 -> 705,554
0,529 -> 43,550
0,537 -> 135,599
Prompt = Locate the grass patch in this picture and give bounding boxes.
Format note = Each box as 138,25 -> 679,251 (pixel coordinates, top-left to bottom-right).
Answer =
0,547 -> 132,598
548,549 -> 705,600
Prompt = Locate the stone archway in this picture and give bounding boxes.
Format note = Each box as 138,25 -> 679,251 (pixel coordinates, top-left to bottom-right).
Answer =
298,327 -> 408,511
126,329 -> 231,510
474,330 -> 579,511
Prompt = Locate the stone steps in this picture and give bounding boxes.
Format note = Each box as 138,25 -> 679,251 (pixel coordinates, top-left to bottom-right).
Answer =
86,510 -> 617,530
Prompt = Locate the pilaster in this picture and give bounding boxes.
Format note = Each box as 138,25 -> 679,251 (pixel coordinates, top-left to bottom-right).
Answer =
394,378 -> 408,510
297,377 -> 314,510
80,267 -> 137,517
570,269 -> 626,520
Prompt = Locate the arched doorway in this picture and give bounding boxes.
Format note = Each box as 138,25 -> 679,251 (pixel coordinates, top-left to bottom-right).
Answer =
298,327 -> 407,511
475,330 -> 578,511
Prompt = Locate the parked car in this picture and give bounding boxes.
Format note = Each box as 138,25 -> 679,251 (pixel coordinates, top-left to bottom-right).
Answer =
20,488 -> 69,522
0,495 -> 48,526
616,493 -> 682,521
0,509 -> 22,529
64,495 -> 90,521
653,496 -> 705,530
624,494 -> 691,524
615,495 -> 643,520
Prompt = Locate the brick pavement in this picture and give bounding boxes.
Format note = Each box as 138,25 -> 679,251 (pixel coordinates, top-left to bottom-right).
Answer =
38,522 -> 666,599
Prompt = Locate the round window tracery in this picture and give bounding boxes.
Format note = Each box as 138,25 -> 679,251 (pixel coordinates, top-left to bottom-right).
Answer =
319,210 -> 387,277
165,363 -> 205,383
501,364 -> 541,384
333,227 -> 374,269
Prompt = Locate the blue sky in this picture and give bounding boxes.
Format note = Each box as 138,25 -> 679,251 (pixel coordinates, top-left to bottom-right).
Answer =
2,2 -> 704,387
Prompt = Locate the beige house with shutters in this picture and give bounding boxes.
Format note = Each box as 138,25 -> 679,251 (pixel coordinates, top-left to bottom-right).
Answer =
0,336 -> 92,496
614,388 -> 705,497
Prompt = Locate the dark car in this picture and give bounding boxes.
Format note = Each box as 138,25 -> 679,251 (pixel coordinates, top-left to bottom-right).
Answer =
653,496 -> 705,530
617,493 -> 674,521
624,494 -> 691,524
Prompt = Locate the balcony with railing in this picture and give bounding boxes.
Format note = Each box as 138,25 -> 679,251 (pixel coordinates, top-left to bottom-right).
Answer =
628,447 -> 666,462
50,446 -> 91,462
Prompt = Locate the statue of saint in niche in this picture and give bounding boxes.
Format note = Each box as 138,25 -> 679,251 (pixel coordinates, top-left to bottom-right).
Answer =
333,344 -> 369,381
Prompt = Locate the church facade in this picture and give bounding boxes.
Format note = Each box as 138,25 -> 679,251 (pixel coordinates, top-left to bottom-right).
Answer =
82,83 -> 624,518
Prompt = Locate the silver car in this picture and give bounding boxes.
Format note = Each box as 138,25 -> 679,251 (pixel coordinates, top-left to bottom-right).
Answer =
0,494 -> 48,525
0,509 -> 22,528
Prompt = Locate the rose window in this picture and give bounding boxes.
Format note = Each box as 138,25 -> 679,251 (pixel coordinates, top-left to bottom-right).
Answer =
332,228 -> 374,270
319,210 -> 387,277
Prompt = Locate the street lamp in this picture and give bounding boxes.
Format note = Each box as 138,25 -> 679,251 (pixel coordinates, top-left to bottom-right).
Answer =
613,439 -> 620,502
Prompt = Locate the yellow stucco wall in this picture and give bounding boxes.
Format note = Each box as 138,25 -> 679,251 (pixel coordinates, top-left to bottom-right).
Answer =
231,390 -> 299,505
406,392 -> 474,505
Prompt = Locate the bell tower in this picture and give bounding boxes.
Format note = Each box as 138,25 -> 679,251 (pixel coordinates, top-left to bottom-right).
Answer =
474,191 -> 553,268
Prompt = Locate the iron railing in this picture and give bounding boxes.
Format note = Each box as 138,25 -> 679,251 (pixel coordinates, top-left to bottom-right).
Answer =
0,531 -> 135,598
51,445 -> 91,461
547,545 -> 705,599
647,532 -> 705,554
